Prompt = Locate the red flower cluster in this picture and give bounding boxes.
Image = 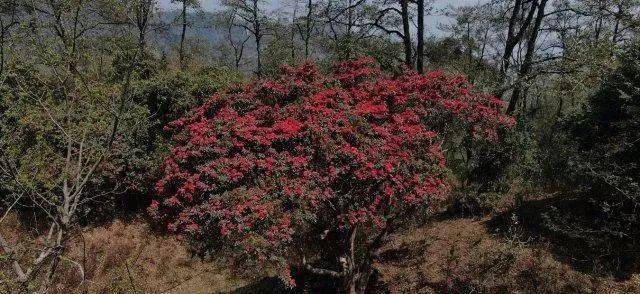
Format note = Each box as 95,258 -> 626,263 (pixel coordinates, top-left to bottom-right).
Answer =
150,58 -> 513,264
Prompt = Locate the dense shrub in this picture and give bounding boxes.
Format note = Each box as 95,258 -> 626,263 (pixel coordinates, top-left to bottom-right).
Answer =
566,45 -> 640,206
0,60 -> 244,221
559,45 -> 640,273
96,66 -> 246,214
150,58 -> 513,292
0,66 -> 141,215
526,44 -> 640,276
448,118 -> 540,214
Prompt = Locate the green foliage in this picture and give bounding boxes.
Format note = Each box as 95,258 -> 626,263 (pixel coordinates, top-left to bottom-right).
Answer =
447,119 -> 540,214
516,43 -> 640,276
100,64 -> 245,214
0,57 -> 245,219
130,65 -> 245,125
0,66 -> 117,197
317,35 -> 404,72
563,43 -> 640,236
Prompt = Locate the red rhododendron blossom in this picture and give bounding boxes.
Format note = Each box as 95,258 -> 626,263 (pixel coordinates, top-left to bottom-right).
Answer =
150,58 -> 513,283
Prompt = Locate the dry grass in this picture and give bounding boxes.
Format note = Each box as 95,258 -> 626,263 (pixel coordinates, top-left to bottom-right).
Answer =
56,219 -> 252,293
374,216 -> 640,293
3,208 -> 640,293
0,215 -> 250,294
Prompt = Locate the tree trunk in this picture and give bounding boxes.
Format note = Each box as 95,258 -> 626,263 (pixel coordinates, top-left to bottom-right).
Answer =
253,0 -> 262,75
136,0 -> 150,55
400,0 -> 412,69
346,0 -> 354,59
612,4 -> 621,45
235,41 -> 244,69
304,36 -> 310,59
343,264 -> 374,294
36,224 -> 68,293
0,30 -> 4,77
495,0 -> 539,100
179,0 -> 187,70
344,226 -> 366,294
556,96 -> 564,117
305,0 -> 312,58
255,34 -> 262,75
138,29 -> 146,54
500,0 -> 522,76
346,275 -> 360,294
416,0 -> 424,73
507,0 -> 548,114
290,0 -> 298,60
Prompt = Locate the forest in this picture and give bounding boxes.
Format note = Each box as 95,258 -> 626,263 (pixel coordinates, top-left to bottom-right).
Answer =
0,0 -> 639,293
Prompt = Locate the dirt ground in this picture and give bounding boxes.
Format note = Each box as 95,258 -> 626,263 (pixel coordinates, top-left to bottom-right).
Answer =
2,211 -> 639,293
374,215 -> 640,293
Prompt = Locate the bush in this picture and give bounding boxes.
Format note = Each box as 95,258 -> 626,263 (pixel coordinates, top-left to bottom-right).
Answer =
566,44 -> 640,207
0,59 -> 244,222
448,119 -> 540,215
92,65 -> 246,216
150,58 -> 513,292
538,43 -> 640,275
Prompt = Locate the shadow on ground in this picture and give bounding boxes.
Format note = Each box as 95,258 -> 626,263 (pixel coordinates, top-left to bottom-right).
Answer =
486,192 -> 640,279
227,267 -> 344,294
229,277 -> 292,294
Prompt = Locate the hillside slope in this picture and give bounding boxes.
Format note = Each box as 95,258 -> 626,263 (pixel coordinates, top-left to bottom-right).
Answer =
2,213 -> 639,293
374,216 -> 640,293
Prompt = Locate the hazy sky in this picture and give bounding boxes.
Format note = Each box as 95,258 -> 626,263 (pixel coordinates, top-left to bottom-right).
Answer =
158,0 -> 484,10
158,0 -> 486,35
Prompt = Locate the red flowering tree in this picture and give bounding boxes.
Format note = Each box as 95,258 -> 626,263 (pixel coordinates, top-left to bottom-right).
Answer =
150,58 -> 513,292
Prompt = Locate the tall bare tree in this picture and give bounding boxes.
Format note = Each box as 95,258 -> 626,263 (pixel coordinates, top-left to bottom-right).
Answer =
0,0 -> 142,291
216,8 -> 251,69
223,0 -> 268,75
416,0 -> 424,73
296,0 -> 318,58
173,0 -> 199,69
134,0 -> 156,53
500,0 -> 539,81
370,0 -> 413,68
506,0 -> 549,113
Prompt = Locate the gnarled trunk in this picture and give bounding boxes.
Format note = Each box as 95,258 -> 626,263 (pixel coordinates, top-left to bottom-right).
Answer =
400,0 -> 412,68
